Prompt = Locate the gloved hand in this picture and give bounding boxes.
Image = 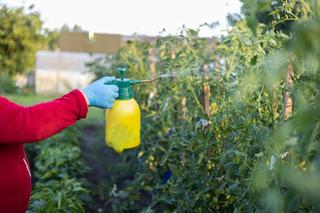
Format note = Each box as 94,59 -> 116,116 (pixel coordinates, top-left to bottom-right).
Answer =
82,76 -> 119,109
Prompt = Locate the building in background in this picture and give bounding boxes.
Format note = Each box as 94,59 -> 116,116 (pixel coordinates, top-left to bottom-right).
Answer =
35,51 -> 102,94
58,32 -> 123,54
35,32 -> 157,95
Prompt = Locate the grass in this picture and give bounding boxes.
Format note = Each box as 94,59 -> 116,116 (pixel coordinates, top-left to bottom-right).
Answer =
3,93 -> 105,124
5,93 -> 54,106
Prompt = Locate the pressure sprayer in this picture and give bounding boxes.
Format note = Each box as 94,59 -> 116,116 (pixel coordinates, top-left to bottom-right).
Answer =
105,66 -> 161,153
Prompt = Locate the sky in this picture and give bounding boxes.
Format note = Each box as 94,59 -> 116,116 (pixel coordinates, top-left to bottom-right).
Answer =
2,0 -> 242,37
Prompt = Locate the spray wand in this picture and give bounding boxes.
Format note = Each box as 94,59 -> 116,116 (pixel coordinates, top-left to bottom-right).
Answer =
131,76 -> 162,85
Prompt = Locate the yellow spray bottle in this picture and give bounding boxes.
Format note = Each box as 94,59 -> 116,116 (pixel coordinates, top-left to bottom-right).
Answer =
105,66 -> 142,153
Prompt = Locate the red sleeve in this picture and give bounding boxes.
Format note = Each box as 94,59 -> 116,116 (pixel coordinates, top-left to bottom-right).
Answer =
0,89 -> 88,144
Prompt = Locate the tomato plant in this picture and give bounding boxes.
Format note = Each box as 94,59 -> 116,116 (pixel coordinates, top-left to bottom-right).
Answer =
29,0 -> 320,212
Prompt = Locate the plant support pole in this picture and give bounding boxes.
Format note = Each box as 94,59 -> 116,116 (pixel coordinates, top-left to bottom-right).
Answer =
203,64 -> 211,117
284,64 -> 294,120
148,48 -> 157,93
181,96 -> 187,120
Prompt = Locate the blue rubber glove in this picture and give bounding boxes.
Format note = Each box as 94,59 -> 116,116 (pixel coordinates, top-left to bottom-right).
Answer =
82,76 -> 119,109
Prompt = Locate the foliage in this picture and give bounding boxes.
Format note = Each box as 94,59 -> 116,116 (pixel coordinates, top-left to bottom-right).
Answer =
42,29 -> 60,51
240,0 -> 310,34
85,0 -> 320,212
0,4 -> 46,75
26,127 -> 90,213
0,72 -> 17,94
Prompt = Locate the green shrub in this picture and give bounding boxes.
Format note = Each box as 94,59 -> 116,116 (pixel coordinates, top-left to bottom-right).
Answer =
0,72 -> 17,94
27,127 -> 90,213
27,179 -> 88,213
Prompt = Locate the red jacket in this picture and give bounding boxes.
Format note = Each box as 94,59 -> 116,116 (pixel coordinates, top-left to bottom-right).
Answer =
0,89 -> 88,213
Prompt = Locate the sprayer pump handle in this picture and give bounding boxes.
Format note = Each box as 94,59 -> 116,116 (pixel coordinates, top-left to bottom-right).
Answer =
117,66 -> 127,80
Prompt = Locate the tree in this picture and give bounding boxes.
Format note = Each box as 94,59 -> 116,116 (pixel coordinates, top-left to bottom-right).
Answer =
60,23 -> 84,33
43,28 -> 60,51
0,4 -> 45,76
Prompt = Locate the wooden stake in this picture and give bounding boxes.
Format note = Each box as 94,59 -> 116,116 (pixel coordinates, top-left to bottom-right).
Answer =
203,64 -> 211,117
284,64 -> 294,120
181,96 -> 187,120
148,48 -> 157,92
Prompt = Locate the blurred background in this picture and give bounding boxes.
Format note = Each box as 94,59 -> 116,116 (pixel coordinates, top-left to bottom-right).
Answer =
0,0 -> 240,95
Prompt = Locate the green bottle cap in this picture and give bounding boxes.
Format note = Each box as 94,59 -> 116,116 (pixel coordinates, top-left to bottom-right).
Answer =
115,78 -> 132,100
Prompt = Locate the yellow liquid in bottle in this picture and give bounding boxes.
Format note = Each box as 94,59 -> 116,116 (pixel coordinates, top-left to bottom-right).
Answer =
105,98 -> 140,153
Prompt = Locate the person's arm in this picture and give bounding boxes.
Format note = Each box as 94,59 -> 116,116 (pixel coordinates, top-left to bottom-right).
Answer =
0,76 -> 119,144
0,89 -> 88,144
